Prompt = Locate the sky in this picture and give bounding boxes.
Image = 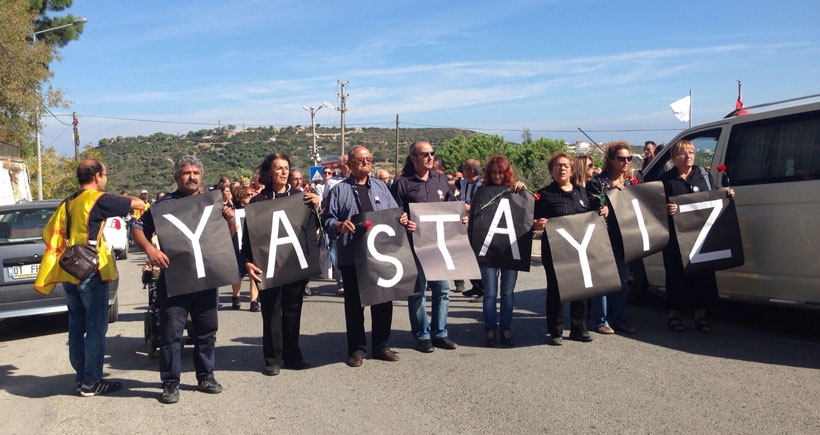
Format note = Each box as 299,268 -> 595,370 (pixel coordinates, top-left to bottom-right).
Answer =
39,0 -> 820,157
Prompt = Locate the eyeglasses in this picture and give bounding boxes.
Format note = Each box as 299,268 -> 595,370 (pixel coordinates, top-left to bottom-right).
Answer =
676,151 -> 696,157
415,151 -> 436,158
554,163 -> 571,169
323,171 -> 333,175
615,156 -> 633,163
353,157 -> 373,164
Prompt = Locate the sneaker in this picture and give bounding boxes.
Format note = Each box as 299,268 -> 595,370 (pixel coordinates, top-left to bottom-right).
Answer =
197,378 -> 223,394
432,337 -> 458,350
160,382 -> 180,404
79,379 -> 121,397
231,296 -> 241,310
454,281 -> 465,293
500,330 -> 515,347
415,339 -> 434,353
303,285 -> 311,296
336,287 -> 345,296
484,330 -> 496,347
462,287 -> 483,298
547,334 -> 563,346
75,382 -> 82,393
249,300 -> 260,312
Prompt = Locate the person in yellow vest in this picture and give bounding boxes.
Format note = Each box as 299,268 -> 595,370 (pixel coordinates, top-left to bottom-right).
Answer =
35,159 -> 143,397
128,190 -> 151,245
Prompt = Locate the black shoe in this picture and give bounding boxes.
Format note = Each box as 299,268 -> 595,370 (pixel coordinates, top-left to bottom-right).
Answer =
454,281 -> 465,293
462,287 -> 483,298
249,300 -> 260,312
79,379 -> 121,397
432,337 -> 458,350
160,382 -> 179,404
415,339 -> 434,353
569,331 -> 594,342
197,378 -> 223,394
263,365 -> 280,376
547,334 -> 563,346
231,297 -> 241,310
484,330 -> 496,347
303,285 -> 311,296
284,360 -> 311,370
500,330 -> 515,347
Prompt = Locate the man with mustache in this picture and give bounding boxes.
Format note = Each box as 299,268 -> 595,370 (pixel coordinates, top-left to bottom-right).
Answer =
132,155 -> 225,405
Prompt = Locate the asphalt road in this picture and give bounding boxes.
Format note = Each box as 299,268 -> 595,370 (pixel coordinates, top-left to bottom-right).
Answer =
1,250 -> 819,434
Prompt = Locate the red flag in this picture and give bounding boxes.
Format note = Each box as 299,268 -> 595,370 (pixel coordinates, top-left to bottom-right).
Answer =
735,96 -> 748,116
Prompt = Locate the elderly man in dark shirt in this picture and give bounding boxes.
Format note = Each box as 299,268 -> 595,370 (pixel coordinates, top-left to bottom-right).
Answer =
393,140 -> 459,353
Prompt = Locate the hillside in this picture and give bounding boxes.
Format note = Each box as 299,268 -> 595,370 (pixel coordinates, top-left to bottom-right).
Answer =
97,126 -> 474,194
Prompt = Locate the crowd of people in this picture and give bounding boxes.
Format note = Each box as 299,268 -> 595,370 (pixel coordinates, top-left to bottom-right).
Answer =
41,137 -> 734,403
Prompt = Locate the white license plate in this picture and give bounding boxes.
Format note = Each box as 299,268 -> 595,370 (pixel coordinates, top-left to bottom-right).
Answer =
7,264 -> 39,280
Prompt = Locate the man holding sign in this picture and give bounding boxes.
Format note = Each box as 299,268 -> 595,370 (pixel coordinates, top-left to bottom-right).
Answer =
133,155 -> 225,404
323,146 -> 415,367
394,140 -> 460,353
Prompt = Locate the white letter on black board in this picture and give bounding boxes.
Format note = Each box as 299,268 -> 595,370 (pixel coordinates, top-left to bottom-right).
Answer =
479,198 -> 520,260
367,224 -> 403,288
679,199 -> 731,263
162,205 -> 213,278
419,213 -> 461,270
267,210 -> 308,278
556,224 -> 595,288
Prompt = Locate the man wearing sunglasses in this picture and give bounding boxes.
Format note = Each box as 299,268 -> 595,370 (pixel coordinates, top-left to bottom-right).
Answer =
393,141 -> 459,353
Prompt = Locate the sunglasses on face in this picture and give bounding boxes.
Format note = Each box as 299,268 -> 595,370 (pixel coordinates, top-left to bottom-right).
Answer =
615,156 -> 633,163
416,151 -> 436,158
323,171 -> 332,175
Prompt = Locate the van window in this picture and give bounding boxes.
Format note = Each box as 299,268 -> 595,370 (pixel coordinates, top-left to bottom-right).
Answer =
722,110 -> 820,186
643,128 -> 722,182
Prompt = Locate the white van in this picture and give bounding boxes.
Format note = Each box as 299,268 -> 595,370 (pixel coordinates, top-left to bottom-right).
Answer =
638,96 -> 820,309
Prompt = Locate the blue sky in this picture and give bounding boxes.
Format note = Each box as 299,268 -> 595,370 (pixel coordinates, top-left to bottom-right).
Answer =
40,0 -> 820,156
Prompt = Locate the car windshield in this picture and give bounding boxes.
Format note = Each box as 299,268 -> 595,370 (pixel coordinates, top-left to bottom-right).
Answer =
0,207 -> 55,245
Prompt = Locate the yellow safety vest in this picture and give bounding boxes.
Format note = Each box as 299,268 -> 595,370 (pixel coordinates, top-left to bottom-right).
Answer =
34,190 -> 117,295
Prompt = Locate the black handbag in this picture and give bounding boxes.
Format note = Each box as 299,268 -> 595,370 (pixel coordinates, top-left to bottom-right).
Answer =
58,198 -> 100,280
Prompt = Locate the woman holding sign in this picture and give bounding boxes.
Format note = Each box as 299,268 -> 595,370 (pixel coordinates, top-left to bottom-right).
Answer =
534,152 -> 608,346
242,153 -> 320,375
586,141 -> 637,335
474,155 -> 527,347
660,140 -> 734,333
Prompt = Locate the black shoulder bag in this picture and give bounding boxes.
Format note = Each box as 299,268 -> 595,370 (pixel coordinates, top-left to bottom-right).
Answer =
58,197 -> 100,280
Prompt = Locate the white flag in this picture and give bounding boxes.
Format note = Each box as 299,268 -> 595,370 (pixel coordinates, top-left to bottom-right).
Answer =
670,95 -> 691,123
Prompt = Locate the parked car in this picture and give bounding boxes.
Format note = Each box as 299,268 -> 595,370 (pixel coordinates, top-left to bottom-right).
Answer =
0,200 -> 119,322
103,216 -> 128,260
637,96 -> 820,310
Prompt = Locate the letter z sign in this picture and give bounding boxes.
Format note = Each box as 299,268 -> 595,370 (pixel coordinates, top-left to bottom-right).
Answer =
670,189 -> 744,277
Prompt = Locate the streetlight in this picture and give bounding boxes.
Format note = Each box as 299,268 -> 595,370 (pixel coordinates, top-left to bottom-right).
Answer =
32,17 -> 87,200
302,104 -> 326,167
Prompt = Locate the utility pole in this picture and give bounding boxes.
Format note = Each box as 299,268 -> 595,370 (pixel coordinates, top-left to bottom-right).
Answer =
302,104 -> 325,167
337,80 -> 349,156
72,112 -> 80,161
395,114 -> 400,176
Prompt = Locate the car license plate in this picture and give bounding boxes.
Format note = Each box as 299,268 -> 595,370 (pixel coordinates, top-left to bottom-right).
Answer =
7,264 -> 39,280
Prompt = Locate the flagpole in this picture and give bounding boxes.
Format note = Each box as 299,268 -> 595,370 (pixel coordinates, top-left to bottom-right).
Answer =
689,89 -> 692,128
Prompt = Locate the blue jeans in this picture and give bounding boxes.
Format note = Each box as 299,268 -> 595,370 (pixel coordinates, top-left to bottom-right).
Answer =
64,274 -> 110,385
407,262 -> 450,341
590,262 -> 630,327
480,266 -> 517,332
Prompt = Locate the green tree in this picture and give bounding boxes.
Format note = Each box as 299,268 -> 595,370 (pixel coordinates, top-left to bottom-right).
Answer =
29,0 -> 85,48
521,127 -> 532,145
